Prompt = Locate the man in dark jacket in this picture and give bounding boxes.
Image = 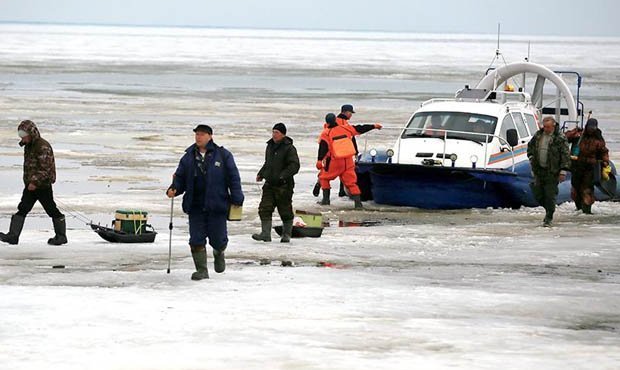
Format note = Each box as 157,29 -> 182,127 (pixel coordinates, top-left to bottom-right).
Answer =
252,123 -> 300,243
0,120 -> 67,245
167,124 -> 244,280
527,116 -> 571,227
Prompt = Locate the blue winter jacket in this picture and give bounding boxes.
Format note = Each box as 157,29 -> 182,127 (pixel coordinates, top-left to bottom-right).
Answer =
172,141 -> 244,214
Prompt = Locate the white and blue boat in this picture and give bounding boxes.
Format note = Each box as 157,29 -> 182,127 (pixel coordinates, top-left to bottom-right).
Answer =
356,62 -> 619,209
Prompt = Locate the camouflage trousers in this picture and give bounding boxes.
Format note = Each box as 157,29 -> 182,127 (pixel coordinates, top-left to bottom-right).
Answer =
530,173 -> 559,222
258,183 -> 294,222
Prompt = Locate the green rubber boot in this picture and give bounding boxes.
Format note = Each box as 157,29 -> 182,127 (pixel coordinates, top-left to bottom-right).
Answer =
252,219 -> 272,242
280,220 -> 293,243
190,245 -> 209,280
213,245 -> 226,273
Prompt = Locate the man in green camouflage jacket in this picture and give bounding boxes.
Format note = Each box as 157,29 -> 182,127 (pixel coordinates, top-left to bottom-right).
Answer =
527,116 -> 571,227
0,120 -> 67,245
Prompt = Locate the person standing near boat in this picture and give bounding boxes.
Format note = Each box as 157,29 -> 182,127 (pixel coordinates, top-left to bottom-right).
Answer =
252,123 -> 300,243
317,110 -> 381,208
167,124 -> 244,280
0,120 -> 67,245
316,110 -> 382,209
565,118 -> 609,214
527,116 -> 571,227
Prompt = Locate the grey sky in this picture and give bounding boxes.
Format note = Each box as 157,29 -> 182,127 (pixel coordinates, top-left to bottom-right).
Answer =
0,0 -> 618,36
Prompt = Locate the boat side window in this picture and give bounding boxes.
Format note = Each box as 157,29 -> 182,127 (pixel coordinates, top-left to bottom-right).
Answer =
402,114 -> 426,137
500,114 -> 517,142
524,114 -> 539,135
511,112 -> 529,138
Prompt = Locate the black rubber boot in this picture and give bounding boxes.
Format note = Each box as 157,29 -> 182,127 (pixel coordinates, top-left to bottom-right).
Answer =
213,245 -> 226,273
0,215 -> 25,245
190,245 -> 209,280
338,182 -> 347,197
48,217 -> 68,245
582,204 -> 592,214
352,195 -> 363,209
280,220 -> 293,243
251,219 -> 272,242
312,182 -> 320,197
319,189 -> 330,205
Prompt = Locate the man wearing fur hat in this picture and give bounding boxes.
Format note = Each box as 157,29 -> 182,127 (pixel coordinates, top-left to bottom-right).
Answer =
252,123 -> 300,243
566,118 -> 610,214
0,120 -> 67,245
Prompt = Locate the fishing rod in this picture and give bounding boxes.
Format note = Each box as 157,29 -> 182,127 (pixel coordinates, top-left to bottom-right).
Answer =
167,196 -> 173,274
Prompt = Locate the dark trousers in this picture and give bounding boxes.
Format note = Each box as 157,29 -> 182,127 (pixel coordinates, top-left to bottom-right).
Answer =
571,161 -> 596,206
188,211 -> 228,250
258,183 -> 294,222
531,173 -> 559,221
16,186 -> 64,219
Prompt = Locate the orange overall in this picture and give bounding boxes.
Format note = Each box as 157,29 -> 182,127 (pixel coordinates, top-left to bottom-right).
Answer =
318,121 -> 361,195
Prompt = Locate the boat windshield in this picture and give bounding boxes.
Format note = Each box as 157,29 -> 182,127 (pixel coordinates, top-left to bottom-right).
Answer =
402,112 -> 498,143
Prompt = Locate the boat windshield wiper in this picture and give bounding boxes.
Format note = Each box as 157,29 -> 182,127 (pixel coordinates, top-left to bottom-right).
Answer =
403,132 -> 426,138
403,132 -> 445,140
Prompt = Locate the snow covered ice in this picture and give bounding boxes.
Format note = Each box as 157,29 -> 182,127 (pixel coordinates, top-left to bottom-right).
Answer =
1,207 -> 620,369
1,24 -> 620,369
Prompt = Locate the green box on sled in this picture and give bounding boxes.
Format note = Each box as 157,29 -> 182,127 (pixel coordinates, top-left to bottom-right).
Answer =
295,210 -> 322,228
113,209 -> 148,234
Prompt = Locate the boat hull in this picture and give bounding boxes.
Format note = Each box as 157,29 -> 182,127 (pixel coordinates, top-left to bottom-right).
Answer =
358,163 -> 518,209
357,160 -> 618,209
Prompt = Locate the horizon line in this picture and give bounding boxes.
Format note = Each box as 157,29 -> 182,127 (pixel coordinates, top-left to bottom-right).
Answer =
0,19 -> 615,39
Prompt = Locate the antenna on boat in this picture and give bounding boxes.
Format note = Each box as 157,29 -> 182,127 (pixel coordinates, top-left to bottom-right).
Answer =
479,22 -> 510,89
520,41 -> 531,91
526,41 -> 531,62
496,23 -> 501,57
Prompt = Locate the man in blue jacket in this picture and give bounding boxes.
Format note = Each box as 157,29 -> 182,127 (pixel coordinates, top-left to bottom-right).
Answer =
167,124 -> 244,280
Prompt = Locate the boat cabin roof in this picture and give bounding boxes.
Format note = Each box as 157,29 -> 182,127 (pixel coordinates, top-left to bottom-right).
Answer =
418,90 -> 535,118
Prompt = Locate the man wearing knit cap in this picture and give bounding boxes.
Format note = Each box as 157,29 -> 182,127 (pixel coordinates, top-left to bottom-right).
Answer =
252,123 -> 300,243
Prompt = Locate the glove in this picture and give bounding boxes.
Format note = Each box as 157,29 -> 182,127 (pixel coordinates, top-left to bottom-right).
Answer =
602,165 -> 612,181
276,177 -> 287,186
316,160 -> 323,170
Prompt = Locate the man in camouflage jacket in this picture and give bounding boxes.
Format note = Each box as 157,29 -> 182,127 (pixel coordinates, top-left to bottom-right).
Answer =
0,120 -> 67,245
527,116 -> 571,227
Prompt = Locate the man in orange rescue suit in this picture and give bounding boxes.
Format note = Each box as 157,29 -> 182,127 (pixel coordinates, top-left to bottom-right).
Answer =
316,106 -> 382,208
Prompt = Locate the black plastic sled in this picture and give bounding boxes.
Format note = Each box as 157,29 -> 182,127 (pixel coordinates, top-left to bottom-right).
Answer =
90,223 -> 157,243
273,225 -> 323,238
